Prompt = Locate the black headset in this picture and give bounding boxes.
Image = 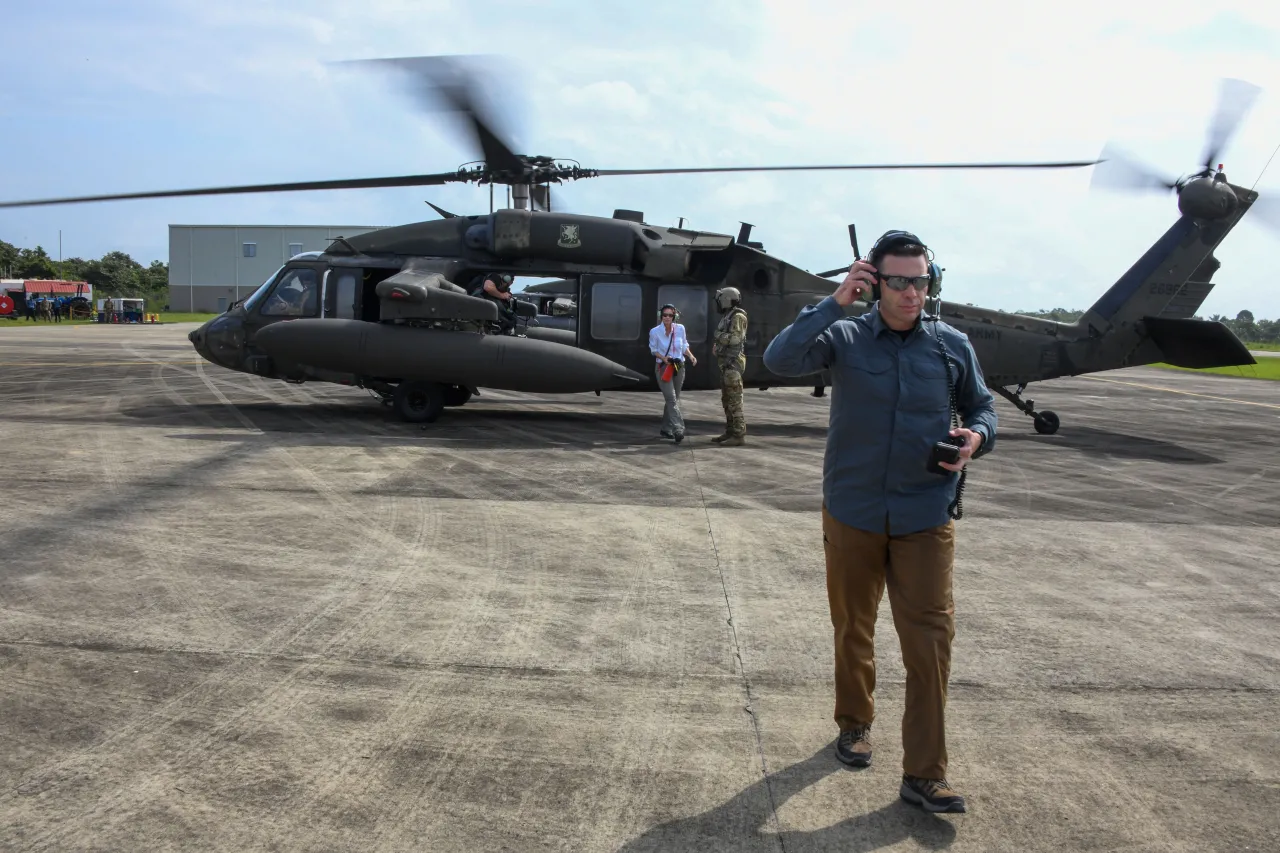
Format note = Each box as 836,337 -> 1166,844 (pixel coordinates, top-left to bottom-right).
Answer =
658,303 -> 680,322
865,230 -> 943,301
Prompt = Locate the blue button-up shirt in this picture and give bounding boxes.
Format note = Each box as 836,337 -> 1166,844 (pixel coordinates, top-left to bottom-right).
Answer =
763,297 -> 998,535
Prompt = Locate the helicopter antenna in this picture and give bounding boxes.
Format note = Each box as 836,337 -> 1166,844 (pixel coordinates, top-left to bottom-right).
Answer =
1251,137 -> 1280,190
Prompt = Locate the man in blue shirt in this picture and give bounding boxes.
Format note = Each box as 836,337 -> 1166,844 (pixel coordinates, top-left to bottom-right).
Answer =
763,230 -> 997,814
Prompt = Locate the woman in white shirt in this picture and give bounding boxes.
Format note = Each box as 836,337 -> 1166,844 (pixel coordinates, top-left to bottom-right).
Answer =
649,304 -> 697,442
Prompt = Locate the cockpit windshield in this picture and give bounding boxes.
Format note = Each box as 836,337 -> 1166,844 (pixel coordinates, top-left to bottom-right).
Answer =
241,266 -> 284,313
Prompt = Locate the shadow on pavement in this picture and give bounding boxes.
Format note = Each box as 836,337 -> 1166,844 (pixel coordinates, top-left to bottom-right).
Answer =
994,425 -> 1222,465
618,743 -> 957,852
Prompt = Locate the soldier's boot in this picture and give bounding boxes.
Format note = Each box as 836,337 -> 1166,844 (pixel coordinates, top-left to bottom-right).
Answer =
718,435 -> 746,447
710,431 -> 732,444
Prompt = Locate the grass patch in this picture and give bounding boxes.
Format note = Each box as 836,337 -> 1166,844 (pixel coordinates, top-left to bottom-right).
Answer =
0,317 -> 96,327
1244,341 -> 1280,352
0,311 -> 218,328
158,312 -> 219,324
1153,360 -> 1280,380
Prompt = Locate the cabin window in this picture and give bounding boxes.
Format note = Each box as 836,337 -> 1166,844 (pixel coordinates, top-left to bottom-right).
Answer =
261,268 -> 320,317
656,284 -> 708,343
334,270 -> 357,320
591,282 -> 642,341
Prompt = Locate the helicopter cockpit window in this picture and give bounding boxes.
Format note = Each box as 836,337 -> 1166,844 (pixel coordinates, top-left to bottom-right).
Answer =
656,284 -> 708,343
261,268 -> 319,317
590,282 -> 642,341
241,266 -> 284,313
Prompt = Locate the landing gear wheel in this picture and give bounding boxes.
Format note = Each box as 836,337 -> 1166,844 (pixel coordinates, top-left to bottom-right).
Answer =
1033,411 -> 1060,435
442,385 -> 472,407
993,384 -> 1062,435
393,380 -> 445,424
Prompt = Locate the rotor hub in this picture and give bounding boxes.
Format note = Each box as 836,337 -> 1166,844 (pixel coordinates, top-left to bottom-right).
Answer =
458,157 -> 597,187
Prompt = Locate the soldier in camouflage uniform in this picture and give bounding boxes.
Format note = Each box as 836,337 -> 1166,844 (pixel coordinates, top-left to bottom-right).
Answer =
711,286 -> 748,446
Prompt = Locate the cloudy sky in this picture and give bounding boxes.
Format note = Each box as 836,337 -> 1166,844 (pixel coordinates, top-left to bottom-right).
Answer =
3,0 -> 1279,317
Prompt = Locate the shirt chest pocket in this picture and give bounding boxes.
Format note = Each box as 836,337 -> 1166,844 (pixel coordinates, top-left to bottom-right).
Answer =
903,355 -> 952,413
838,351 -> 896,402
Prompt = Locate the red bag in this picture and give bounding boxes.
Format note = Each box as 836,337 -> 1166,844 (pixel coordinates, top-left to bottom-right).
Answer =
659,323 -> 679,382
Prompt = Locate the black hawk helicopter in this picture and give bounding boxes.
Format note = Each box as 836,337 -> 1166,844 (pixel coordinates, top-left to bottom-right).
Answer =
2,59 -> 1274,431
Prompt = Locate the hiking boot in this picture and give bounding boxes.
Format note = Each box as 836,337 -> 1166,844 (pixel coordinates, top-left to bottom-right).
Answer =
900,774 -> 966,813
674,430 -> 685,444
835,725 -> 872,767
710,432 -> 731,443
718,435 -> 746,447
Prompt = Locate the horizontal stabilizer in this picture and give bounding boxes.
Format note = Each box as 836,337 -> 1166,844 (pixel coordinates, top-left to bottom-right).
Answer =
1142,316 -> 1256,368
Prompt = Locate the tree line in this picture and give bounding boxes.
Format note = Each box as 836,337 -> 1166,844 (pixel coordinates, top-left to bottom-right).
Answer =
1015,307 -> 1279,344
1,239 -> 169,304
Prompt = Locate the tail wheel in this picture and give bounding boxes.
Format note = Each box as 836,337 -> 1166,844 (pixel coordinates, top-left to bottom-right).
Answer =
442,385 -> 472,407
1033,411 -> 1060,435
393,380 -> 445,423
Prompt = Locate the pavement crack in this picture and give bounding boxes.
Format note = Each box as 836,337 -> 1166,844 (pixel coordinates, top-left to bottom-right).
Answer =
688,445 -> 786,853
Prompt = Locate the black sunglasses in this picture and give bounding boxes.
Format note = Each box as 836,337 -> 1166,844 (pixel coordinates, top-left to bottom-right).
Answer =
878,274 -> 931,292
661,312 -> 675,318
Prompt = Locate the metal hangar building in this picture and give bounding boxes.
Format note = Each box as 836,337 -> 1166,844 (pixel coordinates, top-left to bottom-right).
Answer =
168,224 -> 384,313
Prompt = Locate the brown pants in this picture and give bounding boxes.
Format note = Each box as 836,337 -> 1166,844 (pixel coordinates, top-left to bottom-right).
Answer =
822,506 -> 956,779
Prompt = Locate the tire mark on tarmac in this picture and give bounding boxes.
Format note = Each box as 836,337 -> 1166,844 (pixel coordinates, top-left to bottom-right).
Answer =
5,364 -> 441,849
360,514 -> 699,850
116,358 -> 235,633
1073,452 -> 1266,528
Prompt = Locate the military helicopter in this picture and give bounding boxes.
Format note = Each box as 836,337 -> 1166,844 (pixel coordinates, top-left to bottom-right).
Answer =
2,59 -> 1274,432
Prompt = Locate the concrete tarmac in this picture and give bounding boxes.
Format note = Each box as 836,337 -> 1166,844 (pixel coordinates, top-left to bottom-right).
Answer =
2,322 -> 1278,852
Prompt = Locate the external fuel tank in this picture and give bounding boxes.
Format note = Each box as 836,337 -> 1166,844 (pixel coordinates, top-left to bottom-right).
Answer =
254,320 -> 645,393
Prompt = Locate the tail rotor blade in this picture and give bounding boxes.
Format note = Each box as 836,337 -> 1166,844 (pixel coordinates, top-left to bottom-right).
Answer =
1203,78 -> 1262,170
1246,192 -> 1280,235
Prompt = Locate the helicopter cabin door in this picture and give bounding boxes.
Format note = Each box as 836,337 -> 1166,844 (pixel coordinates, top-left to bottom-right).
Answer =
577,275 -> 714,388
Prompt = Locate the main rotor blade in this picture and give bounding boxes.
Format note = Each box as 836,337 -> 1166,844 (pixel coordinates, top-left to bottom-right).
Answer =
1203,78 -> 1262,170
594,160 -> 1102,177
816,265 -> 852,278
333,56 -> 525,174
1089,144 -> 1178,192
0,172 -> 463,209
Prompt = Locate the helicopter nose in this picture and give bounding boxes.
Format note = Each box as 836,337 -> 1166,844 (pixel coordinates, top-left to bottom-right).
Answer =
190,315 -> 245,369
